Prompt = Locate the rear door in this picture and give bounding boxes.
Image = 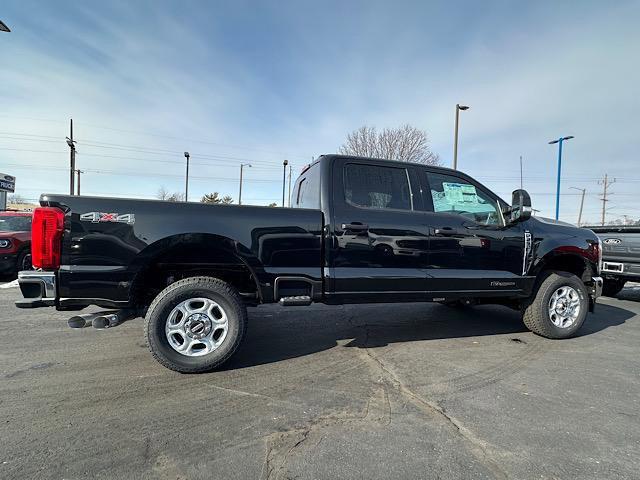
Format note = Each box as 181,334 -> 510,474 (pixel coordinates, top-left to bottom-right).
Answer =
328,158 -> 430,302
420,169 -> 529,295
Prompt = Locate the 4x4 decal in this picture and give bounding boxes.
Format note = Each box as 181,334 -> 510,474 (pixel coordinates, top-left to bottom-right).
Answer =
80,212 -> 135,224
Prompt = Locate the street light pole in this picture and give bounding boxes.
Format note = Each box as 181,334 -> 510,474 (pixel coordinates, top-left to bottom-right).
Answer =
238,163 -> 251,205
282,160 -> 288,207
548,136 -> 574,221
570,187 -> 586,226
287,165 -> 292,207
184,152 -> 190,202
453,104 -> 469,170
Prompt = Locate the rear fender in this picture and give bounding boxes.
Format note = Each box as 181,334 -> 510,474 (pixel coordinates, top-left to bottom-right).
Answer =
129,233 -> 265,302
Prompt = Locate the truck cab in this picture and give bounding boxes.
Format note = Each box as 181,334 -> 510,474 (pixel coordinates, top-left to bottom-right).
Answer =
293,155 -> 601,306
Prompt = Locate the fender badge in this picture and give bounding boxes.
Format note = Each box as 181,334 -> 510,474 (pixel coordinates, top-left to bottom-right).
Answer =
80,212 -> 135,224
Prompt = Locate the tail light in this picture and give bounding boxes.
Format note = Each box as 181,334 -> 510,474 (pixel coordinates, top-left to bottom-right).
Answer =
32,207 -> 65,270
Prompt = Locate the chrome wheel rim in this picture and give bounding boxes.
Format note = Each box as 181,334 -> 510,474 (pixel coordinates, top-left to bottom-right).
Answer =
548,286 -> 581,329
165,298 -> 229,357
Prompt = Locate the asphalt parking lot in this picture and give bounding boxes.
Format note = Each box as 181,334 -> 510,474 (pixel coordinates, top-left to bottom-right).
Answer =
1,282 -> 639,480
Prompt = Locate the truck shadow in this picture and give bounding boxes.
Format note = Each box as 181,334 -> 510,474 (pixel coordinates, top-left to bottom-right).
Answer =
223,302 -> 634,370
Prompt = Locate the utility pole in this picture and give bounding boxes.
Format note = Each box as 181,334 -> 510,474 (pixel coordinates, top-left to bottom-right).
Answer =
287,165 -> 292,207
76,169 -> 83,196
66,119 -> 77,195
570,187 -> 586,226
519,155 -> 523,189
282,159 -> 288,207
598,173 -> 616,226
184,152 -> 190,202
452,104 -> 469,170
238,163 -> 251,205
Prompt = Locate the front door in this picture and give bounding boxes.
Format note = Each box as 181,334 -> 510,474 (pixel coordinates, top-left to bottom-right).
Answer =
421,170 -> 528,295
328,159 -> 430,302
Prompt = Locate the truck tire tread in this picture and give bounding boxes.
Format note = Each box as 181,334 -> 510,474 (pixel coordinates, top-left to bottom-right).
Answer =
144,276 -> 247,373
522,271 -> 588,339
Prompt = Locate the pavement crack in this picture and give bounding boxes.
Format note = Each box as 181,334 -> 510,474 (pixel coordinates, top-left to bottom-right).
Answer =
359,324 -> 508,480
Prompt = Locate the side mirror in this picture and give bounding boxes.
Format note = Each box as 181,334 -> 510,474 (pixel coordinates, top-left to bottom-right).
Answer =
510,189 -> 532,223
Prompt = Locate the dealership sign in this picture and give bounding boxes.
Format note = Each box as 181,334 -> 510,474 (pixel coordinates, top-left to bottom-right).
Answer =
0,173 -> 15,193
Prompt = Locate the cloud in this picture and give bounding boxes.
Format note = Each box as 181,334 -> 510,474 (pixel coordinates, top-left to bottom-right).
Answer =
1,0 -> 638,221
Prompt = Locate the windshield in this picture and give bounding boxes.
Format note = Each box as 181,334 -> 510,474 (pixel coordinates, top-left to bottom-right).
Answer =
0,215 -> 32,232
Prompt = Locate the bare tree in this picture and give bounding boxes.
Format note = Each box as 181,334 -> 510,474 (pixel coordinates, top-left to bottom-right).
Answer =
201,192 -> 234,204
157,186 -> 185,202
157,186 -> 170,201
8,193 -> 25,204
339,125 -> 440,165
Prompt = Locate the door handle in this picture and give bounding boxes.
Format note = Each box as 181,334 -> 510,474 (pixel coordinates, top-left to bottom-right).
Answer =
341,222 -> 369,232
434,226 -> 458,236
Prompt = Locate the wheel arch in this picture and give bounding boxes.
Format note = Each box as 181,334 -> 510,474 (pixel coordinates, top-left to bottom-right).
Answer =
129,233 -> 263,308
532,249 -> 594,284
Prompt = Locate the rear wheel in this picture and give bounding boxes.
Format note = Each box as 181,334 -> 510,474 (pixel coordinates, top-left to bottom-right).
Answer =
145,276 -> 247,373
522,271 -> 588,339
602,279 -> 626,297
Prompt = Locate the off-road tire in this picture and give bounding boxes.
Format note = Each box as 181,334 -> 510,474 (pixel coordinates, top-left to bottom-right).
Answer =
522,271 -> 588,339
602,279 -> 626,298
145,276 -> 247,373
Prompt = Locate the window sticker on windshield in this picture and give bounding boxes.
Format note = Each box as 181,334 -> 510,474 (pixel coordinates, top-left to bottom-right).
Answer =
443,182 -> 478,205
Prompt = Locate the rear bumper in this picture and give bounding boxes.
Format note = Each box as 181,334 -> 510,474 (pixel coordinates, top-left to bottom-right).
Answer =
15,270 -> 56,308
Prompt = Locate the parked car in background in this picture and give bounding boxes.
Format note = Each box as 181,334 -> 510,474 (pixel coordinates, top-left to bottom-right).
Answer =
587,225 -> 640,296
0,210 -> 33,275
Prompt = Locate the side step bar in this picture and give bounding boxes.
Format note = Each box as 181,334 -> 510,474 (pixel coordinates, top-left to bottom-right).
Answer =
279,295 -> 312,306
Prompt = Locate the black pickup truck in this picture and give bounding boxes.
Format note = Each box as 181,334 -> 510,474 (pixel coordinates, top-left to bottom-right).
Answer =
588,226 -> 640,296
17,154 -> 603,372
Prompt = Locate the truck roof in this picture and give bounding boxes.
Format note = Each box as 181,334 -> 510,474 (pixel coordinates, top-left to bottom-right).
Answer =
317,154 -> 460,174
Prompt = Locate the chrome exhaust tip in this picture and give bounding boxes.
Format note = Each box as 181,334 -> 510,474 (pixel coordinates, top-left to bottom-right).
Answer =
68,313 -> 100,329
92,310 -> 136,329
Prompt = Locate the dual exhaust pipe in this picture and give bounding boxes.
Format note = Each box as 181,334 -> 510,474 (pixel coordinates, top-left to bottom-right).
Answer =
68,309 -> 136,329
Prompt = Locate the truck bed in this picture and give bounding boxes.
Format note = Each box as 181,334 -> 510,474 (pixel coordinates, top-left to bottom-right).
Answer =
39,194 -> 324,308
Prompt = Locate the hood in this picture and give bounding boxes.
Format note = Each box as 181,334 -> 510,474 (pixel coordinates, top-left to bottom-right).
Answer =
536,217 -> 576,227
528,216 -> 598,241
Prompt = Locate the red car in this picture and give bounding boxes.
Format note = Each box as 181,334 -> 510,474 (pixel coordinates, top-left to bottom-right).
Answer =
0,211 -> 33,274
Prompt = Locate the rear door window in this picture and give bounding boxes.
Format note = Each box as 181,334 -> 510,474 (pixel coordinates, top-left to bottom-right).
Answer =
344,164 -> 413,211
295,163 -> 320,209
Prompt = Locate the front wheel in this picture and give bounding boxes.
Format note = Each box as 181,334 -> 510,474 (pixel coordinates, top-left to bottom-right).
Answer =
145,276 -> 248,373
522,271 -> 588,339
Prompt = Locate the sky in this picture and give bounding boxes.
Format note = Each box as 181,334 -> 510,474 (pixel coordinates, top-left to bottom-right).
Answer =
1,0 -> 639,224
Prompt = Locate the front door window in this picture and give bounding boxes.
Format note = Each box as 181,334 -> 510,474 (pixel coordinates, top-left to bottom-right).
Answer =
427,172 -> 503,226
